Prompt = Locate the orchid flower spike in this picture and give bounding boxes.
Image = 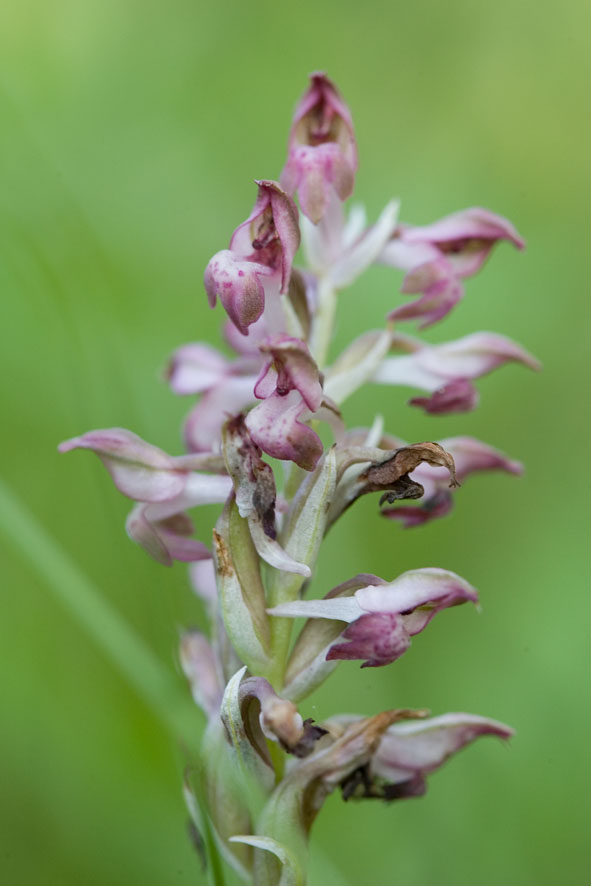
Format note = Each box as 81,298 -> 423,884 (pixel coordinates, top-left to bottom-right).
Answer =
60,71 -> 536,886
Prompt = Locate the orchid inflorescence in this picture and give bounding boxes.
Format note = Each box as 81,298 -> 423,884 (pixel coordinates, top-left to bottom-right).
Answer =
60,73 -> 539,885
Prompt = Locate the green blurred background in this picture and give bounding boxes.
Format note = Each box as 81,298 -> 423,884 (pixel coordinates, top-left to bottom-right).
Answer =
1,1 -> 588,883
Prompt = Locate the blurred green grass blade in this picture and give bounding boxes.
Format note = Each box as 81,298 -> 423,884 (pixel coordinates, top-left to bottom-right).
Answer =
0,477 -> 201,744
0,477 -> 233,885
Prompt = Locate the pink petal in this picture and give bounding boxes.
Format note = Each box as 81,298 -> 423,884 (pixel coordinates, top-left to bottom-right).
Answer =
204,249 -> 271,334
381,491 -> 454,528
355,568 -> 478,617
259,335 -> 323,410
441,436 -> 524,481
283,145 -> 332,225
417,332 -> 541,378
409,379 -> 480,414
183,375 -> 258,453
281,73 -> 357,223
229,181 -> 300,295
253,361 -> 278,400
58,428 -> 187,502
403,206 -> 524,250
188,559 -> 218,607
246,390 -> 323,471
265,181 -> 301,293
389,258 -> 464,329
126,505 -> 213,566
166,343 -> 230,395
327,612 -> 411,668
125,503 -> 173,566
372,712 -> 514,783
179,630 -> 223,719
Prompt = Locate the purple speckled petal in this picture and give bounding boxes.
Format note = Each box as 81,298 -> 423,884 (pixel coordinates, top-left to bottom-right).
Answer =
204,249 -> 271,335
246,389 -> 323,471
229,181 -> 300,294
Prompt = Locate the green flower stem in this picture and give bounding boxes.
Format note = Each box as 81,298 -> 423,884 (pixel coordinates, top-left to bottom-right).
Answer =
309,277 -> 337,370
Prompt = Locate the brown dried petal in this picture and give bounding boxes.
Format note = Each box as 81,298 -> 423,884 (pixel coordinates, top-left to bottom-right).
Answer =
289,719 -> 329,759
223,413 -> 278,539
360,441 -> 458,497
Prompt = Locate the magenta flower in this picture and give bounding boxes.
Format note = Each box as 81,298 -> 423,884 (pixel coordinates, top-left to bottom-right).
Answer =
373,330 -> 540,414
269,567 -> 478,668
246,335 -> 325,470
381,207 -> 525,327
204,180 -> 300,334
58,428 -> 231,565
281,72 -> 357,223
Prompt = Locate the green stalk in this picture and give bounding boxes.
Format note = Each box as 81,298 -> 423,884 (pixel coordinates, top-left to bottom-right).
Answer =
308,278 -> 337,370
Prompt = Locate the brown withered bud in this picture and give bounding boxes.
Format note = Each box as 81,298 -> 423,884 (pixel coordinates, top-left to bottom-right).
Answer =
341,767 -> 427,802
223,412 -> 277,540
289,719 -> 330,759
359,442 -> 458,508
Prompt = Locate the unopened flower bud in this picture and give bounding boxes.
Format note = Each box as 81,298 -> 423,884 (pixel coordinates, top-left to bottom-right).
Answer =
281,73 -> 357,224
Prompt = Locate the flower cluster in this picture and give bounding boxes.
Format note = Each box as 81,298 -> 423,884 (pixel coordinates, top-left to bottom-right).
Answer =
60,73 -> 538,884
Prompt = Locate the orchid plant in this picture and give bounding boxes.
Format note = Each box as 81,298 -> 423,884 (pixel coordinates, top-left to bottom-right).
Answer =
59,73 -> 539,885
